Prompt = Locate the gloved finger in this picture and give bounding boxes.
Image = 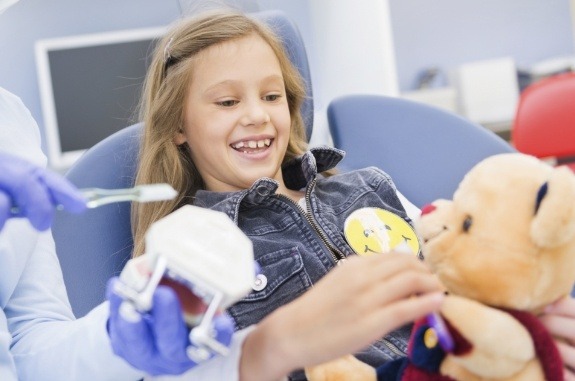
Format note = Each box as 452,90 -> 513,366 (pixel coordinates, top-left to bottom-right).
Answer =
106,278 -> 128,357
115,307 -> 155,363
14,171 -> 54,231
106,277 -> 123,326
151,286 -> 192,363
106,278 -> 153,361
40,170 -> 87,214
212,313 -> 235,347
0,192 -> 10,230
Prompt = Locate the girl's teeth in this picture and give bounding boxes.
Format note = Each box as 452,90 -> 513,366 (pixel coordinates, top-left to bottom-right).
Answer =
232,139 -> 272,149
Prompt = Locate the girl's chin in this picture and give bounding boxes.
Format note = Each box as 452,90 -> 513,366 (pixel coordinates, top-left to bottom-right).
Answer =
238,170 -> 282,187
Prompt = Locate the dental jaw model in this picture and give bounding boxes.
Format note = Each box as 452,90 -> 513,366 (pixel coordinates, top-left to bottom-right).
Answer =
115,205 -> 255,362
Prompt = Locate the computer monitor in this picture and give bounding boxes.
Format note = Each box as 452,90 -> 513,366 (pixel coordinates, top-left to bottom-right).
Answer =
35,27 -> 165,170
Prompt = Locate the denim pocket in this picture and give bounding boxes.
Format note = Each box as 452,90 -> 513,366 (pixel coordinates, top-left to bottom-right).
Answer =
227,247 -> 312,329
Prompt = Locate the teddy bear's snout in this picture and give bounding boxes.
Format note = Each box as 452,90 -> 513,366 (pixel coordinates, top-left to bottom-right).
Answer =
420,203 -> 437,216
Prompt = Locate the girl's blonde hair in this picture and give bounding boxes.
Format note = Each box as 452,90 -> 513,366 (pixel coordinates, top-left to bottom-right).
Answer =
132,10 -> 309,256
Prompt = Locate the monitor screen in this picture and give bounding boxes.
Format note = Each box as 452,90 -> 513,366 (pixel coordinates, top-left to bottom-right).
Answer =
35,27 -> 165,170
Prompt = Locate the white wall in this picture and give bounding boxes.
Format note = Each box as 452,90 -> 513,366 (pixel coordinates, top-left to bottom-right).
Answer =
309,0 -> 398,104
572,0 -> 575,46
307,0 -> 398,146
389,0 -> 575,91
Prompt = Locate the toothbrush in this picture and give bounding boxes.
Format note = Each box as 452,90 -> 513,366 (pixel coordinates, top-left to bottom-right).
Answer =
11,183 -> 177,214
80,183 -> 178,208
426,311 -> 454,352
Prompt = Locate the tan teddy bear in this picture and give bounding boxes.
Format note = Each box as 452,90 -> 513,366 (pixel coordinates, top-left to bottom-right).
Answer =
306,153 -> 575,381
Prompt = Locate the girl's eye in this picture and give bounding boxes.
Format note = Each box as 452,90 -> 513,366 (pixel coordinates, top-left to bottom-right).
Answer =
216,100 -> 238,107
264,94 -> 281,102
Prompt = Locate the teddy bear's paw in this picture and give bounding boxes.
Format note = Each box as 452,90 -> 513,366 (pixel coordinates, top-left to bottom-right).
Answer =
304,355 -> 376,381
441,356 -> 545,381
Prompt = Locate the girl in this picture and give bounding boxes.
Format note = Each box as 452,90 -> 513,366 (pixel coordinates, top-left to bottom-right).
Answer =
122,9 -> 575,381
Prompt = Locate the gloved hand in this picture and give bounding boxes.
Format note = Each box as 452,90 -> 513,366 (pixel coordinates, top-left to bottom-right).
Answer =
0,152 -> 86,231
106,277 -> 235,376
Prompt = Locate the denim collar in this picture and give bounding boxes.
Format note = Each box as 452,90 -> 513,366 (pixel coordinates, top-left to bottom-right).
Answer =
192,146 -> 345,221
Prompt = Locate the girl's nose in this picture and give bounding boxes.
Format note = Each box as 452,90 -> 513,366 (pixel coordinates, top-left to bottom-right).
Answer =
241,100 -> 270,127
420,203 -> 437,216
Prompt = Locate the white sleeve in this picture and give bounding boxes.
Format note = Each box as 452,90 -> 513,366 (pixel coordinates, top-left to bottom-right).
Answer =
397,190 -> 421,221
148,326 -> 257,381
8,230 -> 143,381
0,87 -> 142,381
0,87 -> 46,167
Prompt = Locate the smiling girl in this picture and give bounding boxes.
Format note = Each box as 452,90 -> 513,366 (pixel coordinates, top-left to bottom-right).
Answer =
120,9 -> 575,381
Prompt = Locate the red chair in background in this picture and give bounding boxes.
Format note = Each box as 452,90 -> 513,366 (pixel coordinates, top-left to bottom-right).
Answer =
512,72 -> 575,171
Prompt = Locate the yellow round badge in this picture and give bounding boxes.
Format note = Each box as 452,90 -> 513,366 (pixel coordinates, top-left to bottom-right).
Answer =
343,207 -> 420,256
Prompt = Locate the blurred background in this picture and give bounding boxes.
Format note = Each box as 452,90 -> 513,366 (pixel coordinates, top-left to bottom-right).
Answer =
1,0 -> 573,171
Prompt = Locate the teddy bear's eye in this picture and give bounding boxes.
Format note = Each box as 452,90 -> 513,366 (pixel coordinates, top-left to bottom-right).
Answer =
462,216 -> 473,232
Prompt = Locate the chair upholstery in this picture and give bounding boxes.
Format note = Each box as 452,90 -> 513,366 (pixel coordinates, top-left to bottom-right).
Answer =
512,72 -> 575,171
259,10 -> 314,140
52,124 -> 141,317
328,94 -> 515,208
51,10 -> 314,318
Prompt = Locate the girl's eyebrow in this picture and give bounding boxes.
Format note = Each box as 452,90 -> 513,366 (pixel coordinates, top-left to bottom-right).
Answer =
204,75 -> 285,95
204,80 -> 238,93
262,74 -> 285,86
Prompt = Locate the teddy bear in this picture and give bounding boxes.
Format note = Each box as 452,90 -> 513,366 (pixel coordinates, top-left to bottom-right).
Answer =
305,152 -> 575,381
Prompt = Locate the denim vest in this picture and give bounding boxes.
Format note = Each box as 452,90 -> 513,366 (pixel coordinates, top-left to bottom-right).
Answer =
193,147 -> 413,380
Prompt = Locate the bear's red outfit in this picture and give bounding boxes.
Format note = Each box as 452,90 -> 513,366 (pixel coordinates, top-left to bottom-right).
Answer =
376,309 -> 563,381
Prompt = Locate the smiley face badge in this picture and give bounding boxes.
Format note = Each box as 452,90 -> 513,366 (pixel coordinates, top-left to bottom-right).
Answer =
344,207 -> 420,257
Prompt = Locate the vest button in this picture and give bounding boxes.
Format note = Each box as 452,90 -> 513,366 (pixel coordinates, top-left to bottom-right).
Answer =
256,186 -> 270,196
252,274 -> 268,291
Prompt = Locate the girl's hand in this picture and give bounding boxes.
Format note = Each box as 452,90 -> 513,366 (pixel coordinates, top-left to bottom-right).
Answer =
540,296 -> 575,381
240,252 -> 444,381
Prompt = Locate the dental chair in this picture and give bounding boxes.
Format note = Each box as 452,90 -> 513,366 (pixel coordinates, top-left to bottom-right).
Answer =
51,10 -> 314,318
327,95 -> 515,208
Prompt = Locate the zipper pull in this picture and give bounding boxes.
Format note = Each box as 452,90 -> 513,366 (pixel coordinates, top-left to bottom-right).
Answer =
336,258 -> 348,266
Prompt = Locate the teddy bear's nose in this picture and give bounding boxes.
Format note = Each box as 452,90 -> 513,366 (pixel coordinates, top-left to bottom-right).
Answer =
420,204 -> 437,216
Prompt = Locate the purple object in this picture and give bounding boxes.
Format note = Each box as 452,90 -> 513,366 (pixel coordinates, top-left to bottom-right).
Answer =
426,312 -> 454,352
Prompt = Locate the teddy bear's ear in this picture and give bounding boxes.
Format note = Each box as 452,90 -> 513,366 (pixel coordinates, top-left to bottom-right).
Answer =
531,166 -> 575,248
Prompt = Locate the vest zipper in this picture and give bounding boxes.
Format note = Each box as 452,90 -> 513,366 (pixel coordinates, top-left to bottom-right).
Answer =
278,181 -> 405,357
277,187 -> 404,356
381,337 -> 405,357
276,179 -> 347,264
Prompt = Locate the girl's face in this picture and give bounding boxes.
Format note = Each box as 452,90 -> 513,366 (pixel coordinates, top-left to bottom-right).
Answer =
176,33 -> 291,193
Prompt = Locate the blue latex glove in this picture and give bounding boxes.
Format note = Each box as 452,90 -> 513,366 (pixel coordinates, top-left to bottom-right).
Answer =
0,152 -> 86,231
106,277 -> 235,376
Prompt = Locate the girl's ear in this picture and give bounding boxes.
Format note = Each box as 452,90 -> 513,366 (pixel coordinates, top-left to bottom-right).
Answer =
174,129 -> 187,145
